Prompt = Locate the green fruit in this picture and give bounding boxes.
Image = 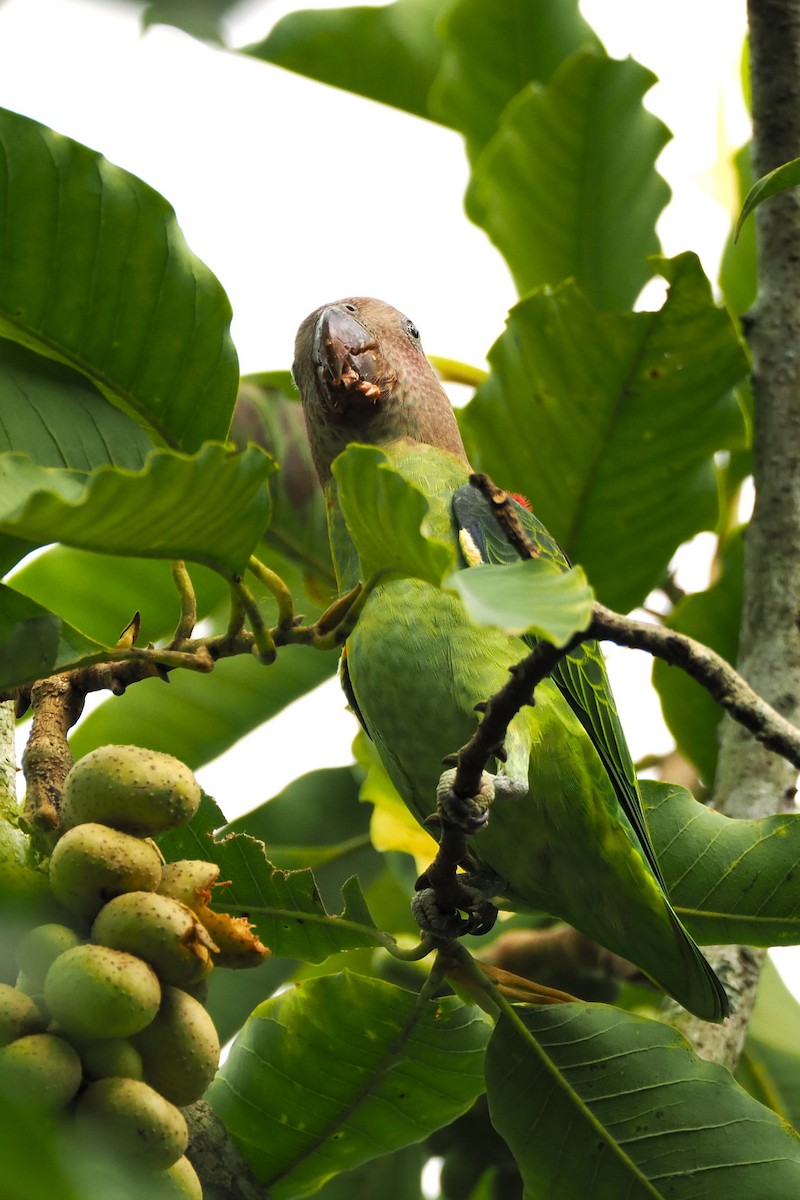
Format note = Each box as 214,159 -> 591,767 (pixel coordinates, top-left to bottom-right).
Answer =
49,823 -> 162,920
45,944 -> 160,1039
92,892 -> 217,988
156,1155 -> 203,1200
158,860 -> 219,909
133,985 -> 219,1106
0,1033 -> 81,1108
80,1037 -> 144,1081
16,923 -> 82,992
0,983 -> 47,1045
62,745 -> 201,836
75,1077 -> 188,1170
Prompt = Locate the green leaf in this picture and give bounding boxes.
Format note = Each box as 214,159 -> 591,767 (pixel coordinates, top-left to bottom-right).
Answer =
0,106 -> 238,451
738,957 -> 800,1131
208,973 -> 490,1197
720,144 -> 757,316
69,639 -> 335,770
430,0 -> 601,155
142,0 -> 241,42
643,780 -> 800,946
0,443 -> 273,576
735,155 -> 800,240
447,558 -> 593,646
310,1144 -> 428,1200
0,582 -> 108,690
460,254 -> 749,612
223,766 -> 382,912
158,795 -> 387,961
466,51 -> 670,310
8,547 -> 227,646
652,531 -> 743,783
332,445 -> 455,585
487,1001 -> 800,1199
0,339 -> 154,471
243,0 -> 446,123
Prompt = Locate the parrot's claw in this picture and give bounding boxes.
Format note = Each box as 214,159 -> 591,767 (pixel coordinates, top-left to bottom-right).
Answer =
436,768 -> 528,833
411,883 -> 498,938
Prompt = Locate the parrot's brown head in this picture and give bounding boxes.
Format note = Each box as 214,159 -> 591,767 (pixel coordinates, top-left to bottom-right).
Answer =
293,297 -> 468,482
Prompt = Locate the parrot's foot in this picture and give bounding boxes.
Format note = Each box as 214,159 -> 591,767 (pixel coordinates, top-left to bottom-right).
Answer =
411,875 -> 498,937
436,768 -> 528,833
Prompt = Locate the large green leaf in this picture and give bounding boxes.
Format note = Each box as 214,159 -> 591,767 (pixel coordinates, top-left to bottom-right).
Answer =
0,340 -> 154,471
8,548 -> 228,646
243,0 -> 446,123
447,558 -> 593,646
0,583 -> 107,691
486,1001 -> 800,1199
643,780 -> 800,946
209,973 -> 490,1197
0,444 -> 273,576
332,445 -> 455,585
466,51 -> 670,310
430,0 -> 600,155
460,254 -> 749,611
652,531 -> 744,784
68,636 -> 335,769
0,106 -> 238,451
738,957 -> 800,1132
158,795 -> 387,961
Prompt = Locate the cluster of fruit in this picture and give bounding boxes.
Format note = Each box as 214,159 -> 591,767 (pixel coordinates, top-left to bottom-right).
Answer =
0,744 -> 267,1199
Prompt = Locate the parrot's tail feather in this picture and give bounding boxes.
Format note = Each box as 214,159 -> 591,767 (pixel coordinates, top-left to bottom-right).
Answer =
666,909 -> 730,1023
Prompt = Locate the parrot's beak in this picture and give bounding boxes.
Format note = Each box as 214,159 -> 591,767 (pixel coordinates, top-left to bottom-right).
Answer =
312,306 -> 383,407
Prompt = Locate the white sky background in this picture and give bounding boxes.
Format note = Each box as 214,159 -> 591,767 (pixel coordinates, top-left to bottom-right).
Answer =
9,0 -> 793,990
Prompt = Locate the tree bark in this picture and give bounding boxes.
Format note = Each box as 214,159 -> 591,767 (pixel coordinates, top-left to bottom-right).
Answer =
673,0 -> 800,1068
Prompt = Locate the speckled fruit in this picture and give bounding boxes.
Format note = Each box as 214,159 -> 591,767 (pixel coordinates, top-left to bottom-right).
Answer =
158,859 -> 219,909
49,823 -> 162,920
0,983 -> 47,1045
79,1037 -> 144,1081
15,923 -> 82,992
92,892 -> 217,987
0,1033 -> 81,1108
75,1077 -> 188,1170
133,985 -> 219,1106
44,944 -> 160,1039
156,1155 -> 203,1200
61,745 -> 201,836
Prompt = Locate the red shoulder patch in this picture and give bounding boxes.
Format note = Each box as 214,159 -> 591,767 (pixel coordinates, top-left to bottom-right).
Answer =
510,492 -> 532,511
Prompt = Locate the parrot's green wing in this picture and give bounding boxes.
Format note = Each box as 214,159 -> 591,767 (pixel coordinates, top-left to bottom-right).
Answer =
452,485 -> 669,892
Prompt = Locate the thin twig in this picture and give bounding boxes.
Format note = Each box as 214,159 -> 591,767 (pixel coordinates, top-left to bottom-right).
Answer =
170,560 -> 197,643
247,554 -> 295,632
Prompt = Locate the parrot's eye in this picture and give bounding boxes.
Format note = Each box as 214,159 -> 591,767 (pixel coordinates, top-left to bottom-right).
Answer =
343,303 -> 357,313
405,318 -> 420,342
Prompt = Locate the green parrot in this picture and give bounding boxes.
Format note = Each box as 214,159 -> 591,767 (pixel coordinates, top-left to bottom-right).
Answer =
293,297 -> 729,1023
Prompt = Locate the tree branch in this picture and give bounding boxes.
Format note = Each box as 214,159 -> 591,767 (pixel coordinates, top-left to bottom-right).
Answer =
450,476 -> 800,806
